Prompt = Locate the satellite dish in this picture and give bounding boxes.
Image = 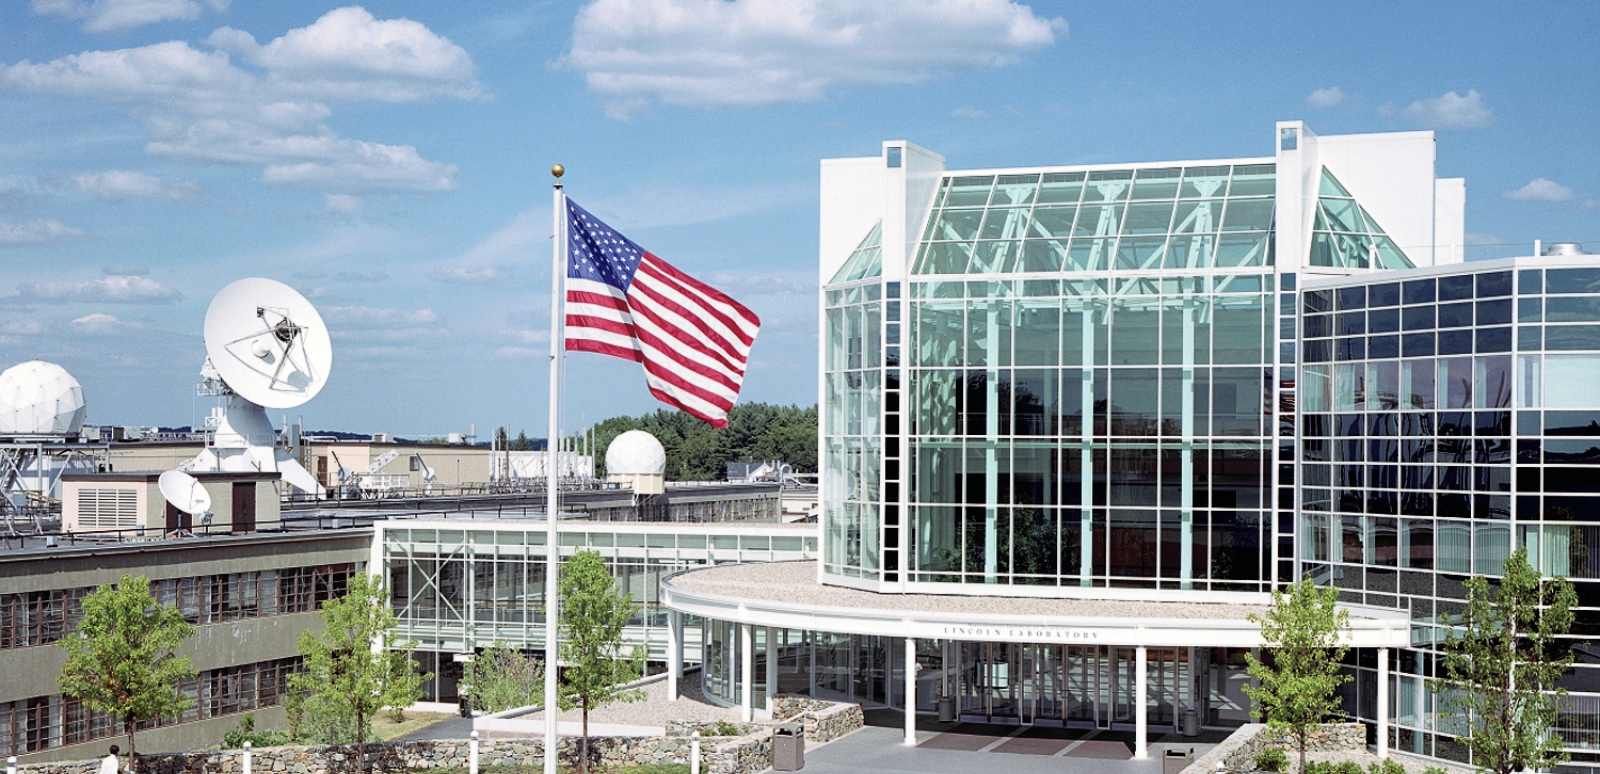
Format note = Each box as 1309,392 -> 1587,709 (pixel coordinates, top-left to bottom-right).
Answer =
159,469 -> 212,516
204,278 -> 332,409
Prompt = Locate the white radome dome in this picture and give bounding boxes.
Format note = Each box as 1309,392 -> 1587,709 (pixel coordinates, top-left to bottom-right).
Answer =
0,360 -> 86,436
605,430 -> 666,476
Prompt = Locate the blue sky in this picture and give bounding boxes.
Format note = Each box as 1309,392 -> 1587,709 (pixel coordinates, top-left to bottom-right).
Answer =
0,0 -> 1596,438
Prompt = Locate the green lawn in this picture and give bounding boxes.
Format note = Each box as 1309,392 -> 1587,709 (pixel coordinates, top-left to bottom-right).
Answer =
372,711 -> 457,741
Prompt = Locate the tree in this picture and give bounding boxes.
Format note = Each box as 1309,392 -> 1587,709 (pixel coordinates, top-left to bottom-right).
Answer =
558,550 -> 645,774
1434,547 -> 1576,774
288,573 -> 428,769
462,641 -> 544,714
58,575 -> 197,774
512,431 -> 533,451
1244,576 -> 1351,774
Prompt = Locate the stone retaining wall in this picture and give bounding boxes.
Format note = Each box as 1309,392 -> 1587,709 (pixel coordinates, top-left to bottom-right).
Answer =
20,737 -> 692,774
20,698 -> 864,774
665,696 -> 863,744
1186,723 -> 1367,774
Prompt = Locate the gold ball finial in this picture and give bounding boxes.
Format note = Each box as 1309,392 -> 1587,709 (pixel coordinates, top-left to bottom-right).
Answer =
551,164 -> 565,179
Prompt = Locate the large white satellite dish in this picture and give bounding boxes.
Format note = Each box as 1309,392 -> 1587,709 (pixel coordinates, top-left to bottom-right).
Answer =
182,278 -> 331,497
158,470 -> 212,516
204,278 -> 331,410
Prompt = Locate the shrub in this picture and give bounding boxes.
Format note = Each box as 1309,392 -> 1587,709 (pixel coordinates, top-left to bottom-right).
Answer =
1255,748 -> 1289,772
1305,762 -> 1363,774
1423,768 -> 1448,774
711,720 -> 741,737
222,713 -> 293,749
1368,759 -> 1406,774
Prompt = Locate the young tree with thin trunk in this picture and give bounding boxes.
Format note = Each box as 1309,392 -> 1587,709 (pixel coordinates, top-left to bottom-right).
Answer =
58,575 -> 197,774
288,573 -> 428,770
1244,575 -> 1351,774
1434,547 -> 1576,774
557,550 -> 644,774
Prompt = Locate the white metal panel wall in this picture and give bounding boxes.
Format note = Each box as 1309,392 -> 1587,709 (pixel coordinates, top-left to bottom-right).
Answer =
1317,130 -> 1440,267
1434,177 -> 1466,265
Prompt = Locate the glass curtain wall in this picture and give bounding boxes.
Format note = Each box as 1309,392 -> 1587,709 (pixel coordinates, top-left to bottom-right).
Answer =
823,262 -> 885,579
1300,264 -> 1600,762
383,524 -> 818,658
874,164 -> 1278,591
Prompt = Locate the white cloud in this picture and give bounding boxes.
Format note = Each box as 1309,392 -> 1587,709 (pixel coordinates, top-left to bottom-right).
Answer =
1505,177 -> 1577,202
431,265 -> 510,284
705,272 -> 810,294
1307,86 -> 1346,109
582,180 -> 811,228
16,275 -> 182,304
0,176 -> 49,211
324,193 -> 363,214
333,270 -> 387,282
1400,89 -> 1493,130
75,170 -> 196,202
447,208 -> 542,267
70,312 -> 143,333
31,0 -> 228,33
1,7 -> 482,194
1,320 -> 46,335
0,219 -> 85,245
567,0 -> 1064,117
494,345 -> 543,358
322,305 -> 439,324
257,140 -> 457,192
514,329 -> 549,344
242,7 -> 483,103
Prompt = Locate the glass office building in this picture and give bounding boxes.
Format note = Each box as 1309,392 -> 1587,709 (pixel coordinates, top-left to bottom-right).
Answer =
664,121 -> 1600,770
1302,259 -> 1600,763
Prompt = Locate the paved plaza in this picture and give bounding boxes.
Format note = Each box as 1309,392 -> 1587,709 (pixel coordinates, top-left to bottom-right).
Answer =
799,713 -> 1225,774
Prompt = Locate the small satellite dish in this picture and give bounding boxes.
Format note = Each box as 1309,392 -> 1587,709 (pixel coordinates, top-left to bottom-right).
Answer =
159,469 -> 212,515
204,278 -> 332,410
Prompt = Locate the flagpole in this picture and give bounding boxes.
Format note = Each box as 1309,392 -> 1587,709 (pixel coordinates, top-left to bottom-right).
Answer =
544,163 -> 566,774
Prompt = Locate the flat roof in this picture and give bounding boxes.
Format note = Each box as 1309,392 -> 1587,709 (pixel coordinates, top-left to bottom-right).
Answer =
662,561 -> 1411,648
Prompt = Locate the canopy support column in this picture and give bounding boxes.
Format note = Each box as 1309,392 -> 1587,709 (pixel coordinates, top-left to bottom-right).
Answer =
1134,645 -> 1149,760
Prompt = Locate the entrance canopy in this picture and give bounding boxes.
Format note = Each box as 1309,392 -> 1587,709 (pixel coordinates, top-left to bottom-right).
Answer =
662,561 -> 1410,649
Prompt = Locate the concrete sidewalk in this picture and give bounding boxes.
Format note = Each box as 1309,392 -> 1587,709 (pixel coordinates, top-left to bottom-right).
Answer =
799,723 -> 1208,774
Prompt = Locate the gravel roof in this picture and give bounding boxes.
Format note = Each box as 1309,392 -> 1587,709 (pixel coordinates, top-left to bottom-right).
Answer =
668,560 -> 1280,623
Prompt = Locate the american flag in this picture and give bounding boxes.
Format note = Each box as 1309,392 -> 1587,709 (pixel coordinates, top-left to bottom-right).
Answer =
563,198 -> 760,428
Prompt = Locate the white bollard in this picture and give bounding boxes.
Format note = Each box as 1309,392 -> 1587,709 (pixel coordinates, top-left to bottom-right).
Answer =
691,730 -> 701,774
9,754 -> 18,774
470,730 -> 480,774
243,741 -> 252,774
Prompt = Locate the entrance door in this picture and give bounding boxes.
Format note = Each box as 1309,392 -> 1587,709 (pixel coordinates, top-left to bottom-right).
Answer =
1063,645 -> 1109,728
1027,645 -> 1067,726
1111,647 -> 1137,726
232,482 -> 255,532
958,642 -> 1021,724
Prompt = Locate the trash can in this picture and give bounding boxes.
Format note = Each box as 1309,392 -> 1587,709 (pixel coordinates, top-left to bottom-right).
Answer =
1181,709 -> 1199,737
773,723 -> 805,771
937,697 -> 955,723
1163,747 -> 1194,774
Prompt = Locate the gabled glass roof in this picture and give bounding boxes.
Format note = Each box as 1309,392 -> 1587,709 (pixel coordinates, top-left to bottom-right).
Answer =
911,164 -> 1275,276
829,221 -> 882,283
1309,168 -> 1413,270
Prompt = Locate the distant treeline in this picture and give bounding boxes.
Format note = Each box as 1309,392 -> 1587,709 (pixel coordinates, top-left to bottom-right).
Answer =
592,402 -> 818,481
